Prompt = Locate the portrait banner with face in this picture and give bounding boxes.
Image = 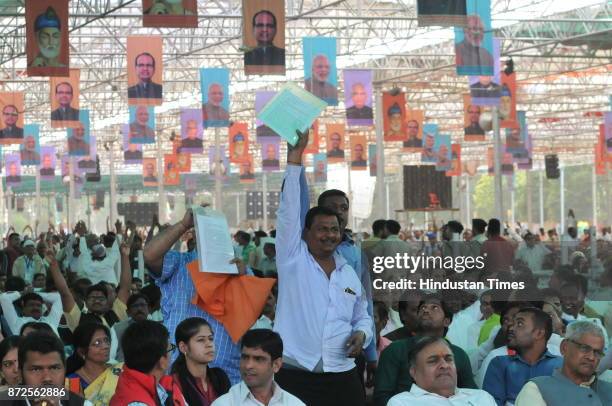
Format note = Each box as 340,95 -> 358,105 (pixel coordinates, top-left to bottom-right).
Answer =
434,134 -> 452,171
500,70 -> 518,129
326,123 -> 345,163
142,0 -> 198,28
142,157 -> 159,187
122,126 -> 143,164
350,135 -> 368,171
127,36 -> 163,106
382,92 -> 407,142
5,153 -> 21,187
209,146 -> 229,180
20,124 -> 41,166
506,110 -> 527,155
463,93 -> 485,141
229,122 -> 250,163
39,146 -> 56,180
304,120 -> 320,155
417,0 -> 467,27
78,135 -> 97,173
605,111 -> 612,153
243,0 -> 285,75
50,69 -> 80,128
403,109 -> 424,151
469,39 -> 501,106
601,124 -> 612,163
128,105 -> 156,144
163,154 -> 180,186
67,109 -> 91,157
200,68 -> 230,128
239,156 -> 256,184
0,92 -> 25,145
313,153 -> 327,183
368,144 -> 377,177
454,0 -> 494,76
303,37 -> 338,106
261,141 -> 280,172
176,153 -> 191,172
179,108 -> 203,154
421,123 -> 439,163
344,70 -> 373,127
25,0 -> 69,77
445,144 -> 461,176
255,91 -> 280,140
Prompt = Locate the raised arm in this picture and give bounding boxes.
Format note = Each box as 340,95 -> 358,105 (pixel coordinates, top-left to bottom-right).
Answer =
0,291 -> 22,334
39,292 -> 62,329
46,252 -> 76,313
117,236 -> 134,305
143,210 -> 196,277
277,130 -> 309,264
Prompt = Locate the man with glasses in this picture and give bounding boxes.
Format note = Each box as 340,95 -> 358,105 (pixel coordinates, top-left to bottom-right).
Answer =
113,293 -> 151,362
128,52 -> 163,100
51,82 -> 80,122
403,119 -> 421,148
0,105 -> 24,140
9,332 -> 90,405
111,320 -> 187,405
515,320 -> 612,405
245,10 -> 285,66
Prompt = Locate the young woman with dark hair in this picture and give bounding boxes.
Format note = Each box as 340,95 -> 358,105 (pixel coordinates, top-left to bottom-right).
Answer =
172,317 -> 230,405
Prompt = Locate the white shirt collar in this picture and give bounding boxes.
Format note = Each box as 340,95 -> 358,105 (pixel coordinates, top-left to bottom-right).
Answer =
240,380 -> 283,404
410,383 -> 456,398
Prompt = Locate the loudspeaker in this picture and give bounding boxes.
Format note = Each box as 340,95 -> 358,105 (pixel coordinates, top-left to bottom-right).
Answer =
545,154 -> 559,179
403,165 -> 452,210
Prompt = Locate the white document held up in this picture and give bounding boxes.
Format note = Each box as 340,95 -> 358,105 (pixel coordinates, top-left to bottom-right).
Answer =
192,206 -> 238,274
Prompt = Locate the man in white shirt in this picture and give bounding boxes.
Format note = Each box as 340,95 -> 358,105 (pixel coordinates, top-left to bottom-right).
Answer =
388,336 -> 496,405
273,130 -> 373,406
212,329 -> 305,406
514,232 -> 551,273
0,290 -> 62,335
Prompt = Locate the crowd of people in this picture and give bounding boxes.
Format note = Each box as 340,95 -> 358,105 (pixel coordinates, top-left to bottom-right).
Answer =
0,131 -> 610,405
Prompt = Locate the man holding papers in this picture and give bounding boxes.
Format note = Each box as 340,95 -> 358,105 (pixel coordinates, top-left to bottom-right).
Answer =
274,130 -> 373,406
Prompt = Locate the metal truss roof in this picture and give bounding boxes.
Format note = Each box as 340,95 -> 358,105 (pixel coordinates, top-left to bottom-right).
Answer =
0,0 -> 610,181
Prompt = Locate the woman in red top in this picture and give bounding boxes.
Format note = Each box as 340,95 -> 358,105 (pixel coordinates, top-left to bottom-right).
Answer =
171,317 -> 230,406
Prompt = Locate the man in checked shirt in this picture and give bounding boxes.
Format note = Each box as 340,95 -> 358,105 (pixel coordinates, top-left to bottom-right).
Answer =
273,129 -> 373,406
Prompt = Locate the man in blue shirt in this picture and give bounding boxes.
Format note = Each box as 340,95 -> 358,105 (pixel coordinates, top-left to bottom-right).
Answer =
483,307 -> 562,405
143,208 -> 241,383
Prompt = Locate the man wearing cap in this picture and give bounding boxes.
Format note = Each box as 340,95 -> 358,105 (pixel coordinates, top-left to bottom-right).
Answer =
13,240 -> 46,284
232,133 -> 247,160
385,103 -> 404,139
30,6 -> 65,68
0,105 -> 24,140
499,85 -> 514,121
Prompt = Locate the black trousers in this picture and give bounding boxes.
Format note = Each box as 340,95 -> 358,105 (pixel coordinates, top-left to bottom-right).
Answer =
276,366 -> 366,406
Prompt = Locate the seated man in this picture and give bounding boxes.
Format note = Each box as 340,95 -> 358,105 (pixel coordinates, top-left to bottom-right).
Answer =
14,332 -> 88,405
110,320 -> 186,405
388,336 -> 496,405
0,289 -> 62,336
212,329 -> 304,405
374,294 -> 476,406
483,307 -> 562,406
516,320 -> 612,405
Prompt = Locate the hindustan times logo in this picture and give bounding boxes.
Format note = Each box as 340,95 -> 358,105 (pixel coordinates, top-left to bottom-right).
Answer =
372,254 -> 486,274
